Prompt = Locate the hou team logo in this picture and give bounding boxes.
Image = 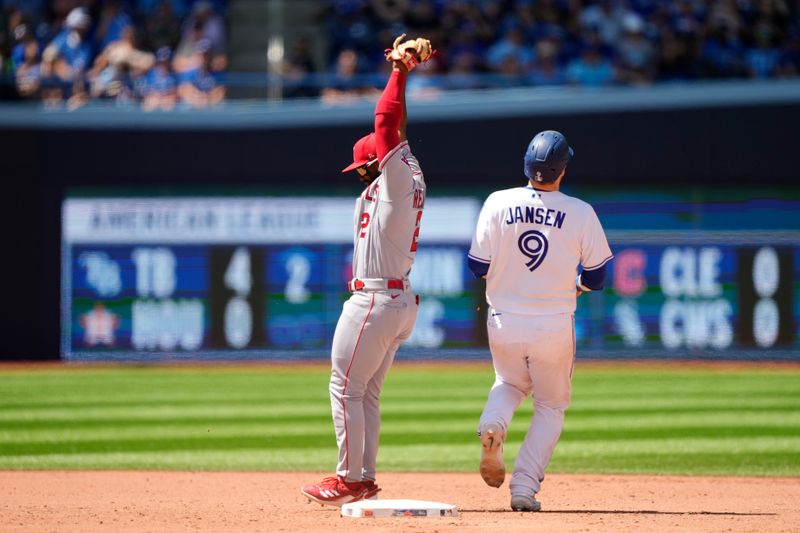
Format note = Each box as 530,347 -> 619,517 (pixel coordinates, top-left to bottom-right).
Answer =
80,302 -> 120,346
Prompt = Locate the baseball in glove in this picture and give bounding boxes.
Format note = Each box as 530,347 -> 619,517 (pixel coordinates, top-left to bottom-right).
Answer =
384,34 -> 435,72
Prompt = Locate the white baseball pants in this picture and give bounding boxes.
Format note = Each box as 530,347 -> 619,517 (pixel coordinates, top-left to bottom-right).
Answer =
478,309 -> 575,496
329,289 -> 418,482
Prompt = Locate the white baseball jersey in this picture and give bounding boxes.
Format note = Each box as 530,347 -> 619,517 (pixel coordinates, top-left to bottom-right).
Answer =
352,140 -> 426,279
469,186 -> 612,315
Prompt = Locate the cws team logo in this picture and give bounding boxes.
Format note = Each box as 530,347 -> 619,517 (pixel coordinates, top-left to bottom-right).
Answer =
518,230 -> 549,272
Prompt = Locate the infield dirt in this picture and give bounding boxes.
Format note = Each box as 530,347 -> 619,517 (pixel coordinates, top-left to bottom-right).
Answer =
1,471 -> 797,532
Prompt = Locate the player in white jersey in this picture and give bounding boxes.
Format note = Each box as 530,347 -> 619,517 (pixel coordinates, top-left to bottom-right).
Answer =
301,36 -> 434,507
468,130 -> 613,512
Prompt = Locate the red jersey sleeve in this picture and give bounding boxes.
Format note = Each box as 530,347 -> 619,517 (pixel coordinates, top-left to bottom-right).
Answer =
374,70 -> 407,162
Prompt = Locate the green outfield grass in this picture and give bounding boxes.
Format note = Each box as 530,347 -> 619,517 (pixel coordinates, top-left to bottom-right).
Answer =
0,362 -> 798,475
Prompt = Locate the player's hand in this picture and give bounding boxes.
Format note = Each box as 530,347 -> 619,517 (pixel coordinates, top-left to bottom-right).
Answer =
384,34 -> 435,72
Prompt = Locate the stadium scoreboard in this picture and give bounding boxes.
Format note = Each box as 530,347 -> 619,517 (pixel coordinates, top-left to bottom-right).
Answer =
62,197 -> 798,361
62,197 -> 481,360
589,242 -> 797,354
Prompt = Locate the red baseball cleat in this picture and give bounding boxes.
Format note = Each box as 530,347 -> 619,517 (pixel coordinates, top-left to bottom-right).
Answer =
301,476 -> 381,507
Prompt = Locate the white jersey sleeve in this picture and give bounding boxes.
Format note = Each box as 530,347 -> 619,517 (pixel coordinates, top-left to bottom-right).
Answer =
580,207 -> 613,270
468,194 -> 496,267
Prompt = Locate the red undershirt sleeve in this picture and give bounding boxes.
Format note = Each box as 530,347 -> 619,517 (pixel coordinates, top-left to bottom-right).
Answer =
374,70 -> 407,162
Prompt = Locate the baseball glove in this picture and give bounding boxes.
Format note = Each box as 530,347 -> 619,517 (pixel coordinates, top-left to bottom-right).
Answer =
384,34 -> 434,71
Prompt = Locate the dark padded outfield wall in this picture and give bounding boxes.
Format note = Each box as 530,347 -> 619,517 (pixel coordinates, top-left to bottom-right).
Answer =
3,102 -> 799,186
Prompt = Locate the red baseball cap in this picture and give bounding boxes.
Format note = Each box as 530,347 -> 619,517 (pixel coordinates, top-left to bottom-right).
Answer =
341,132 -> 378,173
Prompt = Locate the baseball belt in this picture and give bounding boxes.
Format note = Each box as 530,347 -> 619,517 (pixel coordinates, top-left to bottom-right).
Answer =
347,278 -> 410,292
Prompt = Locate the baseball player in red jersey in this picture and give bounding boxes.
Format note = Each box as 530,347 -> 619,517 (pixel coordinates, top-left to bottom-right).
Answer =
301,36 -> 434,507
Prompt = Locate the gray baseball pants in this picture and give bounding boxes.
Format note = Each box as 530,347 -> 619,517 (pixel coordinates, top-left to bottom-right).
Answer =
329,289 -> 418,482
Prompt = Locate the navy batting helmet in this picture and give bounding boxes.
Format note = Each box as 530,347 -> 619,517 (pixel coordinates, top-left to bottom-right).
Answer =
524,130 -> 574,183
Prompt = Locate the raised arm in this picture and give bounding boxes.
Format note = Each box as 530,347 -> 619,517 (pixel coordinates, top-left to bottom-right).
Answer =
399,69 -> 408,142
374,64 -> 407,161
375,35 -> 434,161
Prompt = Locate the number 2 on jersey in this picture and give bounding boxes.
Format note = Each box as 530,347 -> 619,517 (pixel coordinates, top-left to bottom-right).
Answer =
410,210 -> 422,252
360,213 -> 371,238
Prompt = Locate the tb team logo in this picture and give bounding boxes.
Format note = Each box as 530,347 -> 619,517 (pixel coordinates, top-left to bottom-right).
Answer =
79,252 -> 121,297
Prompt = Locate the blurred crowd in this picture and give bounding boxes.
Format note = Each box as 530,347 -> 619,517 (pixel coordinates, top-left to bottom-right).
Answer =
3,0 -> 799,107
0,0 -> 227,109
312,0 -> 800,100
